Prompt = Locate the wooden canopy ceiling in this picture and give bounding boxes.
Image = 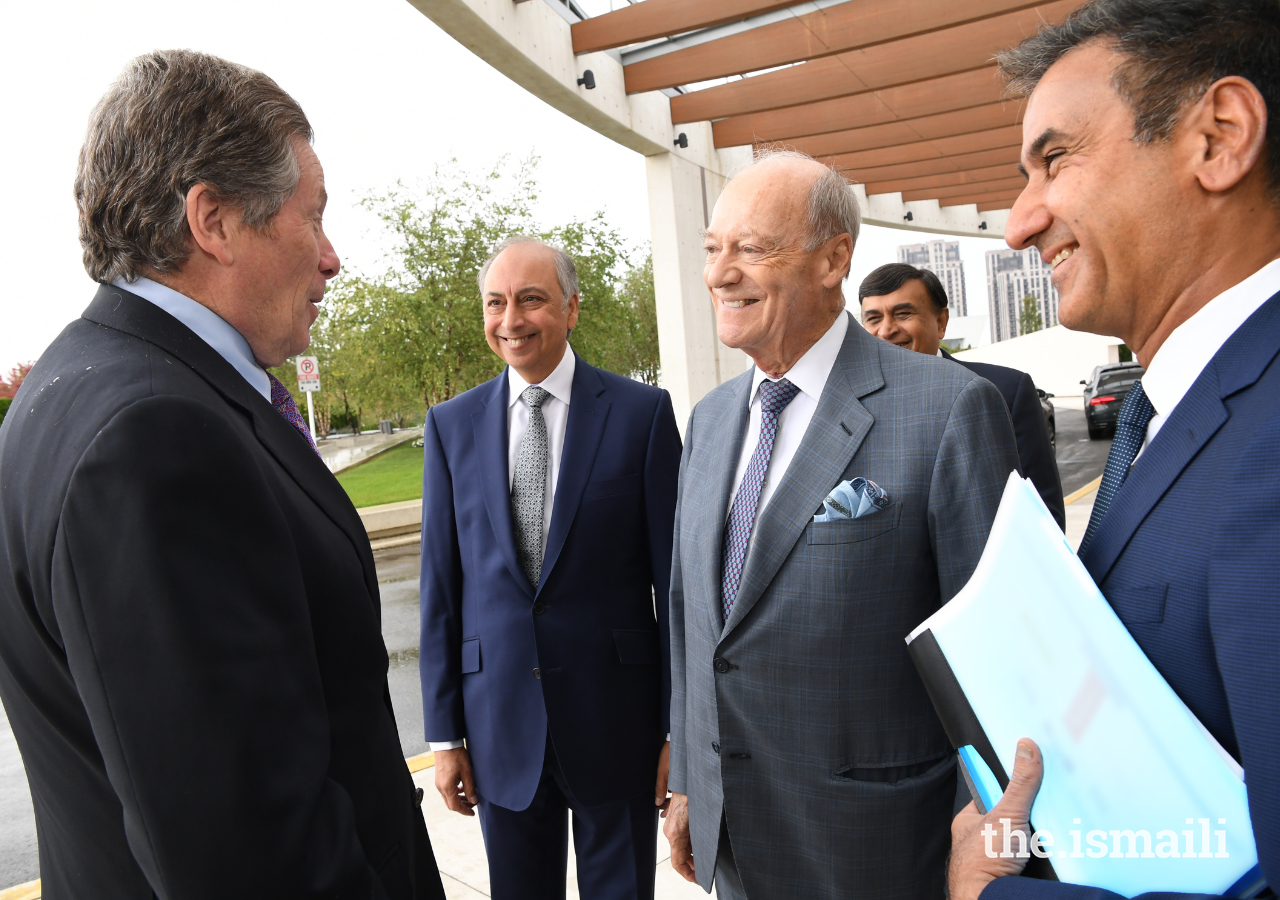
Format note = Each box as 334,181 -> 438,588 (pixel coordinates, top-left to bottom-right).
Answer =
572,0 -> 1084,213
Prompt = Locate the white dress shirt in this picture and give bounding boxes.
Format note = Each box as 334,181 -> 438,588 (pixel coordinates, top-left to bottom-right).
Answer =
429,346 -> 576,752
111,276 -> 271,402
1137,257 -> 1280,458
728,312 -> 848,518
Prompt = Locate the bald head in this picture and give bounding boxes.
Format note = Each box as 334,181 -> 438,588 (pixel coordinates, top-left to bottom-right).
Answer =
702,151 -> 858,377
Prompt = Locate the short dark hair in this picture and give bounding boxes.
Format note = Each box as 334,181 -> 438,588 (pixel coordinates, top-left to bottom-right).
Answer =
76,50 -> 314,284
858,264 -> 949,313
997,0 -> 1280,202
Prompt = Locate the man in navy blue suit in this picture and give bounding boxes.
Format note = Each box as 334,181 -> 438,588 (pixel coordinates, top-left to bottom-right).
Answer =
419,236 -> 682,899
947,2 -> 1280,899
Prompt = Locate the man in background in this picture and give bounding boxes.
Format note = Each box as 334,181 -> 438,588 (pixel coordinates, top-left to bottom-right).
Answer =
0,50 -> 444,898
664,150 -> 1019,899
860,263 -> 1065,527
947,2 -> 1280,898
419,237 -> 681,899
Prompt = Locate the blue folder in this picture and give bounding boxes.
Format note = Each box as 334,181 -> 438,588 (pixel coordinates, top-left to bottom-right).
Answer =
907,474 -> 1261,897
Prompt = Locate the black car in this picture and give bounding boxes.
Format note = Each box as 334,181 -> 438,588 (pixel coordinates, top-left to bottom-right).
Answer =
1082,362 -> 1145,438
1037,388 -> 1056,449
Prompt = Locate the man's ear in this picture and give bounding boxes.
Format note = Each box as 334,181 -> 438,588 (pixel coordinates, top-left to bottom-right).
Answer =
185,183 -> 237,266
938,307 -> 950,339
822,233 -> 855,290
565,292 -> 581,331
1185,76 -> 1269,195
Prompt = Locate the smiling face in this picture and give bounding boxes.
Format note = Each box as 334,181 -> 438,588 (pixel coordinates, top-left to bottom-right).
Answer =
860,280 -> 949,356
1005,42 -> 1192,345
482,242 -> 579,384
703,158 -> 850,376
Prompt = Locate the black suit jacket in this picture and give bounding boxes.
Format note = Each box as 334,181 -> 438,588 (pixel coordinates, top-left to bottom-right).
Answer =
942,350 -> 1066,529
0,285 -> 445,900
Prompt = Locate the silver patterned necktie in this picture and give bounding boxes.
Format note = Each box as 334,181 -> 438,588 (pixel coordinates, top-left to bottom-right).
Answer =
511,385 -> 550,588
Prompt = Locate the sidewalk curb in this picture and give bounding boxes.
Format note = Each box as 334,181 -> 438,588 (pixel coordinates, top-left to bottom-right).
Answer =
1064,475 -> 1102,505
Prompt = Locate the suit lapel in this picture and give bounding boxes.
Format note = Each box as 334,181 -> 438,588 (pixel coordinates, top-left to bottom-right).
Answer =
472,372 -> 532,596
700,372 -> 754,638
722,318 -> 884,639
82,284 -> 381,602
1079,290 -> 1280,582
539,357 -> 609,594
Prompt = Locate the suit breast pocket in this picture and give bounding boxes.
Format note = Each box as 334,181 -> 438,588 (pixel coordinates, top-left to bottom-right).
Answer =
807,501 -> 901,545
583,473 -> 641,501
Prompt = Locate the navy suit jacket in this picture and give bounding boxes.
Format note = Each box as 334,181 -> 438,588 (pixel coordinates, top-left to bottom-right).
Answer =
983,290 -> 1280,900
419,354 -> 682,811
943,350 -> 1065,529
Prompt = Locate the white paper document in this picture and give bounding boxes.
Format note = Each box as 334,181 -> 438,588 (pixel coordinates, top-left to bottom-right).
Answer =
908,473 -> 1258,897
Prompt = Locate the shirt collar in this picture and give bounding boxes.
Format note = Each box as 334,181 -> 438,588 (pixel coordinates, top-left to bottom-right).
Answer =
1141,256 -> 1280,417
112,276 -> 272,403
508,345 -> 576,408
750,312 -> 849,403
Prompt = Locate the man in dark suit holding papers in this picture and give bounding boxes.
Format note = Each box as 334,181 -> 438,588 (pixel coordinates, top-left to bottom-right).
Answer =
947,2 -> 1280,900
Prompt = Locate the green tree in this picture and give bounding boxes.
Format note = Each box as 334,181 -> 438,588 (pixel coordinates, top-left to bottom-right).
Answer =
1018,294 -> 1044,336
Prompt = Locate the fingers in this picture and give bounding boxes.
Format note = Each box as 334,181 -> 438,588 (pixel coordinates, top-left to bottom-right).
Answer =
433,752 -> 479,816
671,846 -> 698,883
993,739 -> 1043,820
460,759 -> 479,808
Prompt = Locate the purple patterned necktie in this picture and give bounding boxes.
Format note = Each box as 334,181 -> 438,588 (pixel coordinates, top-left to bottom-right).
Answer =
267,372 -> 319,456
722,378 -> 801,621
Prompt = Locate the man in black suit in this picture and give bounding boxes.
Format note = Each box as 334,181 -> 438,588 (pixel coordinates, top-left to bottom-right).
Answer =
0,50 -> 445,899
860,263 -> 1066,528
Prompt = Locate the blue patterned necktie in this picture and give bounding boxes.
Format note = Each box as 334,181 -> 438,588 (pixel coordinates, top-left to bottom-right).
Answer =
721,378 -> 801,621
1079,380 -> 1156,554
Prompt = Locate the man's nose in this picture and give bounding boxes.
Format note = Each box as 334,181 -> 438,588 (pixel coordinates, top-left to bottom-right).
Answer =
1004,183 -> 1049,252
319,232 -> 341,280
501,297 -> 524,331
704,251 -> 739,291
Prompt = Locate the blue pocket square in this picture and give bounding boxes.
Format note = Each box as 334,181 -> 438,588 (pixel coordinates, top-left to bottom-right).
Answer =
814,477 -> 890,522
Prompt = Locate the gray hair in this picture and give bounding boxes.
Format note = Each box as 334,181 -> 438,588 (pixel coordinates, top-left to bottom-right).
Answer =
997,0 -> 1280,201
743,147 -> 861,257
477,236 -> 579,308
75,49 -> 313,284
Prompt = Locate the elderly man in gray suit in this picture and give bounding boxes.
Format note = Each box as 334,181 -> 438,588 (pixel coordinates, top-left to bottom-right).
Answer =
662,150 -> 1020,899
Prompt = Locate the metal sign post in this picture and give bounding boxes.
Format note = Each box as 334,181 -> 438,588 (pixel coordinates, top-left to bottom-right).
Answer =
295,356 -> 321,439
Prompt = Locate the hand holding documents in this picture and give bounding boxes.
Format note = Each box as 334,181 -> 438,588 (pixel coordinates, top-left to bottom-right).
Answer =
813,476 -> 889,522
907,473 -> 1262,898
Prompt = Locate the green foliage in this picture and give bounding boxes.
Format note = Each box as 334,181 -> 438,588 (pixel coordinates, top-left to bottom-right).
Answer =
276,157 -> 661,429
0,397 -> 10,429
335,440 -> 425,508
1118,344 -> 1133,363
1018,294 -> 1044,336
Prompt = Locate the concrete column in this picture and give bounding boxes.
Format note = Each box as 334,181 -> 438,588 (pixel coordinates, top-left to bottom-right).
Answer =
646,152 -> 748,432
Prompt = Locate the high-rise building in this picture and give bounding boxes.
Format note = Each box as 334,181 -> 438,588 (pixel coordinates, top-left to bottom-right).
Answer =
985,247 -> 1060,342
897,240 -> 967,316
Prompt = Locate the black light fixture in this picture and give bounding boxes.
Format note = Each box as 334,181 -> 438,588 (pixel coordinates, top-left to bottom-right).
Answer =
577,70 -> 596,89
673,132 -> 688,148
979,220 -> 988,230
903,211 -> 914,222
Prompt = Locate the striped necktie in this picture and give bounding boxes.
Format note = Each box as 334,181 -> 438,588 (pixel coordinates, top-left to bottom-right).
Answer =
721,378 -> 801,621
1079,380 -> 1156,554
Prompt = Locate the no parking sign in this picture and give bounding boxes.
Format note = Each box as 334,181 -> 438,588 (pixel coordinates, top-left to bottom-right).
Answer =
296,356 -> 321,393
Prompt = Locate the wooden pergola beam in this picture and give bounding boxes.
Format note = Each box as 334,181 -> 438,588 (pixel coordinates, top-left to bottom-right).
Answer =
977,198 -> 1020,211
819,125 -> 1023,171
669,0 -> 1078,124
940,187 -> 1025,206
866,163 -> 1021,195
753,101 -> 1023,156
902,176 -> 1026,201
571,0 -> 798,54
842,146 -> 1021,184
623,0 -> 1048,94
712,66 -> 1002,147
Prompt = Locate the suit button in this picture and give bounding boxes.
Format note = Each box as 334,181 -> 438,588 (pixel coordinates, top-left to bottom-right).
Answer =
712,742 -> 720,755
533,668 -> 541,679
713,657 -> 730,674
533,602 -> 547,615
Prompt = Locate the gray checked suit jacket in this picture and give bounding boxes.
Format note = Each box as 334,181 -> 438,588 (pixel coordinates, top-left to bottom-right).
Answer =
668,314 -> 1019,898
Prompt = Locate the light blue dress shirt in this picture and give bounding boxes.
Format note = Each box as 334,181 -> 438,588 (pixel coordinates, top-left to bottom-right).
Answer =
111,276 -> 272,403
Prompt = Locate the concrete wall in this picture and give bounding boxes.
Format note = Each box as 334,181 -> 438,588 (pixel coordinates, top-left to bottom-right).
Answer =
953,325 -> 1124,397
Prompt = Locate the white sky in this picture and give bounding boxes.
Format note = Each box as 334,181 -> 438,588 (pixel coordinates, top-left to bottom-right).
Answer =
0,0 -> 1007,370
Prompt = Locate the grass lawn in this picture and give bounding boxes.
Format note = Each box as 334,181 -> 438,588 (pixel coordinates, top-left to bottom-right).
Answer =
336,440 -> 424,509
